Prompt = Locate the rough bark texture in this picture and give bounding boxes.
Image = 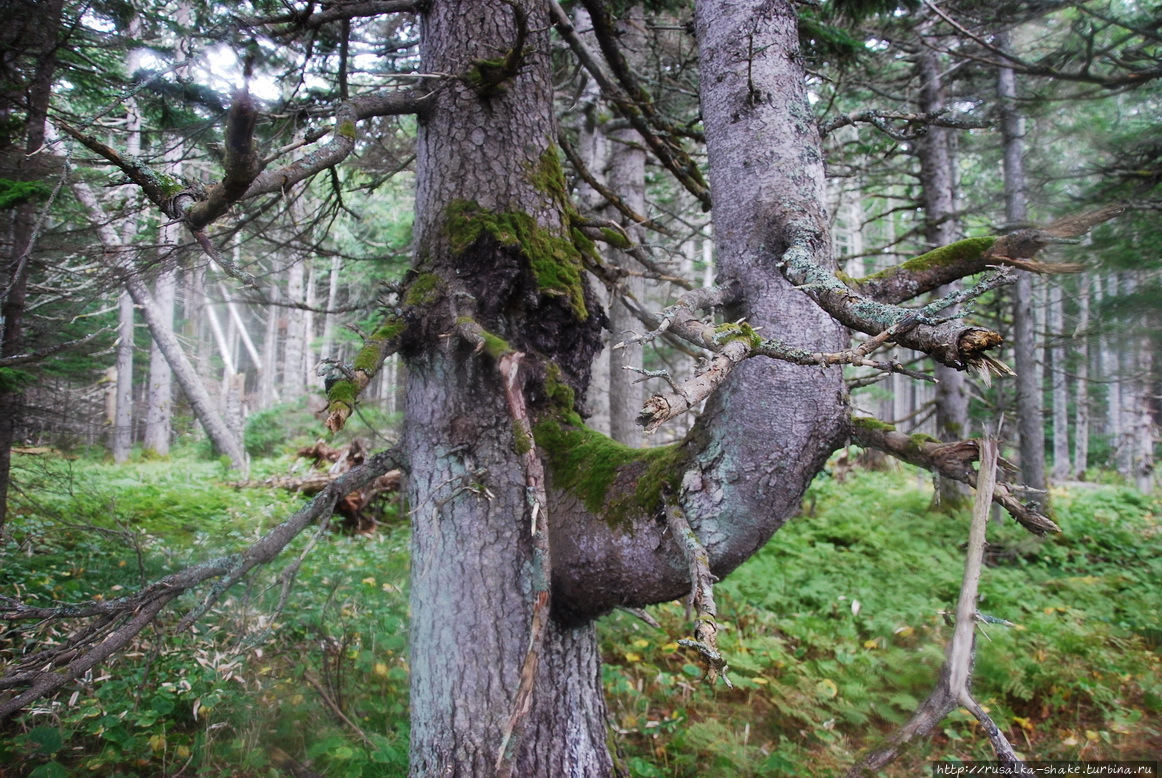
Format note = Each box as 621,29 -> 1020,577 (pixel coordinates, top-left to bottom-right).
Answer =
999,33 -> 1048,495
0,0 -> 64,527
406,2 -> 610,774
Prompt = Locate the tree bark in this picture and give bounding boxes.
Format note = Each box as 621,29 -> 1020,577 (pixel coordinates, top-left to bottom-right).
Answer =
998,33 -> 1048,495
0,0 -> 64,527
406,2 -> 610,773
916,45 -> 969,507
111,292 -> 135,462
605,6 -> 647,447
1072,275 -> 1089,478
1048,282 -> 1070,480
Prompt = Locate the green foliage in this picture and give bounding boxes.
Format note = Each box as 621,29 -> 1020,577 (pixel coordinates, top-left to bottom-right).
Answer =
243,400 -> 321,458
3,457 -> 1157,775
1,453 -> 406,777
0,179 -> 50,210
600,468 -> 1162,775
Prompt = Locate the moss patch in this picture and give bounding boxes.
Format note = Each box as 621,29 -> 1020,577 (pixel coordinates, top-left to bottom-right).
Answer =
533,416 -> 683,528
531,366 -> 685,528
860,236 -> 998,282
851,416 -> 896,433
714,321 -> 763,348
404,273 -> 443,307
446,199 -> 588,319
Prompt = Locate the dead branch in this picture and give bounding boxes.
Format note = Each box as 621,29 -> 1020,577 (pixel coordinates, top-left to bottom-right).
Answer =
0,448 -> 403,720
846,440 -> 1033,776
849,418 -> 1059,535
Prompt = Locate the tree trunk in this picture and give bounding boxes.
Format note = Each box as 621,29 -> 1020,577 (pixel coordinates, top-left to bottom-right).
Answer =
605,7 -> 647,447
0,0 -> 64,528
111,291 -> 135,462
998,34 -> 1048,495
143,251 -> 176,455
1072,275 -> 1089,478
284,260 -> 306,399
406,2 -> 610,773
916,46 -> 968,507
72,182 -> 248,473
1048,282 -> 1070,480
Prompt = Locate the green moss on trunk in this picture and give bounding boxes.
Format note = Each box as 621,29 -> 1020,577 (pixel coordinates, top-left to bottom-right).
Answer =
445,199 -> 589,319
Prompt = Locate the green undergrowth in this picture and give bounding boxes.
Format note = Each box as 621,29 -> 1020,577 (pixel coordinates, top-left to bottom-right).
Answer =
2,457 -> 1157,777
600,467 -> 1161,777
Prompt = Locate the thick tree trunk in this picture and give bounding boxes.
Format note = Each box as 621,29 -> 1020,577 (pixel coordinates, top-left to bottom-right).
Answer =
998,33 -> 1048,495
406,2 -> 610,773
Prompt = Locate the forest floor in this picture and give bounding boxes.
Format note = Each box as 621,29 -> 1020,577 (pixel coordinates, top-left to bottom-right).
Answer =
1,448 -> 1159,777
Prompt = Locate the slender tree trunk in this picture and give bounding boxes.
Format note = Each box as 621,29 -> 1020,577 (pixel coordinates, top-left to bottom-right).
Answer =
916,46 -> 968,507
998,33 -> 1048,495
319,253 -> 342,360
258,282 -> 280,408
284,260 -> 306,399
143,248 -> 176,455
111,292 -> 135,462
606,7 -> 647,447
0,0 -> 64,528
72,183 -> 248,473
1072,275 -> 1090,478
1048,282 -> 1070,480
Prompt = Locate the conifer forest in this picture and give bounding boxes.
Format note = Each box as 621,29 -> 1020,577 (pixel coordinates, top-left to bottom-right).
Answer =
0,0 -> 1159,775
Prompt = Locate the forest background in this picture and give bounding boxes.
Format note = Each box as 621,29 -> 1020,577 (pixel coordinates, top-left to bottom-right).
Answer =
0,0 -> 1159,775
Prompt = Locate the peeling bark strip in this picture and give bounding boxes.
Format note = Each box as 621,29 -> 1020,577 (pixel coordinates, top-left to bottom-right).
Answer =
495,353 -> 552,775
0,449 -> 401,720
666,505 -> 731,688
846,441 -> 1033,777
850,417 -> 1060,535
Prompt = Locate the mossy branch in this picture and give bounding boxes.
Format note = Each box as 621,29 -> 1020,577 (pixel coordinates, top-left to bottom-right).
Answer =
847,205 -> 1126,305
324,318 -> 407,432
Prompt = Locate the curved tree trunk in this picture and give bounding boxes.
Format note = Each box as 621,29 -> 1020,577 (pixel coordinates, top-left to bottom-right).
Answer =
407,2 -> 849,773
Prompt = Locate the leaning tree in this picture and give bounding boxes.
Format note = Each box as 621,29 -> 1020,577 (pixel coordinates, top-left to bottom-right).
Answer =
1,0 -> 1127,774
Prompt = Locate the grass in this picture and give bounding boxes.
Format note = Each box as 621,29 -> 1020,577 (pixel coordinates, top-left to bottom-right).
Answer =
1,453 -> 1158,776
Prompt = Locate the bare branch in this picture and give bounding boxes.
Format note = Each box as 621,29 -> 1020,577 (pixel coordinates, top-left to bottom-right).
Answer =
820,109 -> 989,139
236,0 -> 420,32
849,418 -> 1059,535
846,440 -> 1033,777
0,327 -> 110,367
666,504 -> 731,689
